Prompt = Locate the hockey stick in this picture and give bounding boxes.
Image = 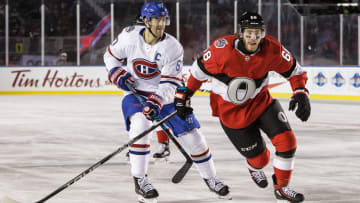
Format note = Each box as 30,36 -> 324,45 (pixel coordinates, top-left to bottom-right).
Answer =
34,111 -> 177,203
127,85 -> 193,183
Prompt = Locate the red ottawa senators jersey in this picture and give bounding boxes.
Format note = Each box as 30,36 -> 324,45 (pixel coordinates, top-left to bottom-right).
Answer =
187,34 -> 308,129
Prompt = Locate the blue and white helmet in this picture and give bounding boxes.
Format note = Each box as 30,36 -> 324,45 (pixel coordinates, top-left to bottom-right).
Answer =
141,2 -> 170,26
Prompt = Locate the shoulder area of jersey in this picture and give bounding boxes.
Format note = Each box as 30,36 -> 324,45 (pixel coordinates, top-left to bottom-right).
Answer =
162,33 -> 183,49
122,25 -> 144,34
117,25 -> 144,42
262,35 -> 282,50
212,35 -> 236,49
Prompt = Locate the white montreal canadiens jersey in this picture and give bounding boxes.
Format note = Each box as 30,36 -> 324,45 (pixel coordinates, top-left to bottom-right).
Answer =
104,25 -> 183,104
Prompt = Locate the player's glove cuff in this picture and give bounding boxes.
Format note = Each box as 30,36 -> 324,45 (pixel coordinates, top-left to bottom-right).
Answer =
289,87 -> 311,122
142,93 -> 163,120
109,67 -> 134,91
293,87 -> 309,96
174,87 -> 194,120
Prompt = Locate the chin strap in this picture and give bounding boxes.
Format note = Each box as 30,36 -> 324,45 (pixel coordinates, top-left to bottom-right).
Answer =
147,27 -> 159,39
144,21 -> 160,40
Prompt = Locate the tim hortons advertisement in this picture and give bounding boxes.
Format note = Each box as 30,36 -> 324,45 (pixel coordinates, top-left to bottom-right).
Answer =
0,66 -> 359,99
0,66 -> 117,92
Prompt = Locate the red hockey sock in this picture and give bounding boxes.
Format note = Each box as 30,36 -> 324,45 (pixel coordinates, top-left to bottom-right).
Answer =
274,167 -> 292,186
247,148 -> 270,169
156,130 -> 169,143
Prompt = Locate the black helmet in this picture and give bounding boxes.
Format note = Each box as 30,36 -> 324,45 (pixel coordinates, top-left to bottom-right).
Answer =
239,12 -> 265,33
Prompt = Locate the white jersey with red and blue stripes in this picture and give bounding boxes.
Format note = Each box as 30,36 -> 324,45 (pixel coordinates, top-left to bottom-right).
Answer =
103,26 -> 215,176
104,25 -> 183,105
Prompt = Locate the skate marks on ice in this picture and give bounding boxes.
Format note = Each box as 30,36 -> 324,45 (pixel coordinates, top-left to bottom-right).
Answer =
0,95 -> 360,202
1,196 -> 21,203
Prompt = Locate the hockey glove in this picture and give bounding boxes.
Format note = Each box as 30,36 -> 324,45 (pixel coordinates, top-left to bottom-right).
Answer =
142,94 -> 163,120
108,67 -> 135,91
289,88 -> 311,122
174,87 -> 194,120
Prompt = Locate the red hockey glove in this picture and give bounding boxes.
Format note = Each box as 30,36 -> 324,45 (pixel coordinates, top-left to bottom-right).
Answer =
108,67 -> 135,91
142,94 -> 163,120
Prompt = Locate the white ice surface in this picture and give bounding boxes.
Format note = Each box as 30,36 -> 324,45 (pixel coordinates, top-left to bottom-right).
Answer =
0,95 -> 359,203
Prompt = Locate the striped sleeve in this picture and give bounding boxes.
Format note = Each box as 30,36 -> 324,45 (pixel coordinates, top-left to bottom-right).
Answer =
104,32 -> 128,72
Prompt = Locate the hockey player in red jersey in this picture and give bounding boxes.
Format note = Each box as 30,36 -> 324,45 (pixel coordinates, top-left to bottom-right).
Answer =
174,12 -> 310,203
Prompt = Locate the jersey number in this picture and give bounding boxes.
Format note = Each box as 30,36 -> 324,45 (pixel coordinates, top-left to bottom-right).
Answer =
203,50 -> 212,61
176,60 -> 182,71
111,37 -> 118,46
281,50 -> 291,62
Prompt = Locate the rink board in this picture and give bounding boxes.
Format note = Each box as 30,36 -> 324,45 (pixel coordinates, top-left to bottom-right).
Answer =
0,65 -> 359,100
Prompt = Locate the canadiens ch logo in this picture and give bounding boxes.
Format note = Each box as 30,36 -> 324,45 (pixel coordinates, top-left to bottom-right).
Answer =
314,72 -> 327,87
332,72 -> 345,87
132,58 -> 160,79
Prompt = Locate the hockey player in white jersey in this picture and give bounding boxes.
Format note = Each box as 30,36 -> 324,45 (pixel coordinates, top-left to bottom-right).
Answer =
103,2 -> 230,203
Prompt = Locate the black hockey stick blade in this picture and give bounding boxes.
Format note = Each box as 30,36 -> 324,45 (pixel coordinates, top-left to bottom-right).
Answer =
161,127 -> 193,183
34,111 -> 177,203
172,161 -> 193,183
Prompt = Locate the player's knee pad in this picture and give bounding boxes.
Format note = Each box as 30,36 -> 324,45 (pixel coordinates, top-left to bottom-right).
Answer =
247,147 -> 270,169
270,130 -> 297,157
177,128 -> 208,155
220,121 -> 266,159
129,112 -> 152,144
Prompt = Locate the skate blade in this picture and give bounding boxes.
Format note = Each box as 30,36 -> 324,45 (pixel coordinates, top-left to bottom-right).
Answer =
276,200 -> 289,203
138,195 -> 158,203
218,193 -> 232,200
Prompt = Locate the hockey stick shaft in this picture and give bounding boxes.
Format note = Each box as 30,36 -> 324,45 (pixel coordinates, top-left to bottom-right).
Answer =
34,111 -> 177,203
128,85 -> 193,183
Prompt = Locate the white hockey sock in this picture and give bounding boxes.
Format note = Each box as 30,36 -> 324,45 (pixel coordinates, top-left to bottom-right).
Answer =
177,128 -> 216,179
130,150 -> 150,177
128,112 -> 152,177
194,156 -> 216,179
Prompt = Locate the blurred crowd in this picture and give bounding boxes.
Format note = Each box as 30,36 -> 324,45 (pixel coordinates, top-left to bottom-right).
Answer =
0,0 -> 359,66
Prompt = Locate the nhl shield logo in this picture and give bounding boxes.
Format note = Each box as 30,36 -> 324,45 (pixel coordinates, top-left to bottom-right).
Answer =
132,59 -> 160,79
214,38 -> 228,48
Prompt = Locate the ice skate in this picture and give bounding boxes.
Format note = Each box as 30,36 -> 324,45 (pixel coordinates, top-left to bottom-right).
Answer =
134,176 -> 159,203
152,141 -> 170,161
248,168 -> 268,188
204,177 -> 232,200
272,174 -> 304,203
